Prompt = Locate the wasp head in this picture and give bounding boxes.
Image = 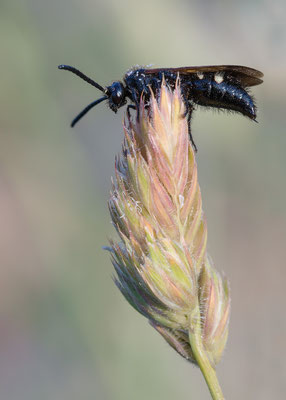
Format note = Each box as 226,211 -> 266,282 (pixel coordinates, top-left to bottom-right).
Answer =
105,81 -> 127,113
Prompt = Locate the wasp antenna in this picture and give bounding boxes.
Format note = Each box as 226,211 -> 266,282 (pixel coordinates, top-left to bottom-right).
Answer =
71,96 -> 108,127
58,65 -> 105,93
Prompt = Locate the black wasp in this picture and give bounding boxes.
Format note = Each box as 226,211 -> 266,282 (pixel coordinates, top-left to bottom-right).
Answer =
58,64 -> 263,151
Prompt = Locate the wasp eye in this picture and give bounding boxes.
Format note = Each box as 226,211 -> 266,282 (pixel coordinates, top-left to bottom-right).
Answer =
107,81 -> 125,113
112,90 -> 123,105
108,81 -> 124,105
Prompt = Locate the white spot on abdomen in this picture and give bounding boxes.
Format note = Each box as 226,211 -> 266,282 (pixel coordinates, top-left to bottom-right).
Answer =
214,73 -> 224,84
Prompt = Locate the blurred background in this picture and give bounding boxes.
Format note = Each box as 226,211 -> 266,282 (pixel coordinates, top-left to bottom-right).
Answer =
1,0 -> 285,399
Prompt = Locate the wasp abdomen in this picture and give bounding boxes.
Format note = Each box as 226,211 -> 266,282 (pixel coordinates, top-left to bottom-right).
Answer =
191,77 -> 256,120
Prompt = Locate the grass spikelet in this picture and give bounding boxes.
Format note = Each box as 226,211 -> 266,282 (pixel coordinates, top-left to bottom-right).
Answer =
107,80 -> 230,400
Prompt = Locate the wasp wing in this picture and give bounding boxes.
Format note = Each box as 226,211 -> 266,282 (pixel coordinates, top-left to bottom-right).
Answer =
145,65 -> 264,87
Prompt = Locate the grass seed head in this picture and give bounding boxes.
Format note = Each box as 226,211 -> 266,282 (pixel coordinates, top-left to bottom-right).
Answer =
108,81 -> 230,365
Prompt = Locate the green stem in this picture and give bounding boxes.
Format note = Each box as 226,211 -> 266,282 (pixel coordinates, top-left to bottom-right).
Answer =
189,307 -> 225,400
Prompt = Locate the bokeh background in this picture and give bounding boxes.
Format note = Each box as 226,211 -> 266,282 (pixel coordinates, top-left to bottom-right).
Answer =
1,0 -> 286,399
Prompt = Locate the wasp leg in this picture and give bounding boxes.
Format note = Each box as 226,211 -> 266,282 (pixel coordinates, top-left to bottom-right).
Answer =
187,110 -> 197,152
127,104 -> 136,119
130,88 -> 140,120
179,89 -> 198,152
179,86 -> 190,117
149,77 -> 160,97
180,88 -> 197,152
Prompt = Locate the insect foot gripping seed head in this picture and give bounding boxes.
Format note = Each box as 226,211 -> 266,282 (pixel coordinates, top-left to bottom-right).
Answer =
107,80 -> 230,399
